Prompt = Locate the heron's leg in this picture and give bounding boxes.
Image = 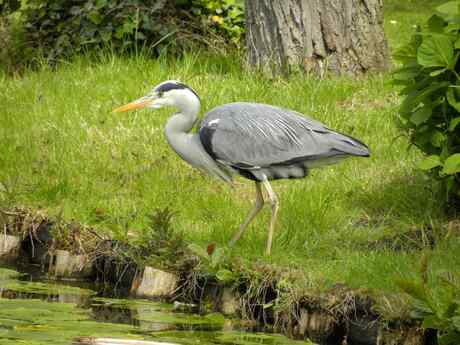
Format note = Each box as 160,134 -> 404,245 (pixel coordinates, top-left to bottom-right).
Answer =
229,182 -> 264,246
262,179 -> 279,256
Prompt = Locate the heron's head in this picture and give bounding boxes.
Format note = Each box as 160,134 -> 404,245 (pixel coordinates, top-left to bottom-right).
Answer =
113,80 -> 200,113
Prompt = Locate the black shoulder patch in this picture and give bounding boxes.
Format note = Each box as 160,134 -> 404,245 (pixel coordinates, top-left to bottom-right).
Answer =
199,125 -> 217,160
155,81 -> 200,100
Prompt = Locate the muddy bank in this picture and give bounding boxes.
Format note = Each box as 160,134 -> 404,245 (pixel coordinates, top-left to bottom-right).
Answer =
0,207 -> 435,345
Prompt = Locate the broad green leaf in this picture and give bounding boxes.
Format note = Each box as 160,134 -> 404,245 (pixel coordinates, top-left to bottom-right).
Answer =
400,81 -> 449,114
410,107 -> 432,125
216,269 -> 235,282
187,243 -> 208,259
122,21 -> 136,34
210,247 -> 225,267
95,0 -> 107,8
438,331 -> 460,345
418,35 -> 454,68
428,14 -> 446,33
437,1 -> 459,16
443,153 -> 460,174
393,63 -> 422,81
418,155 -> 442,170
449,117 -> 460,131
436,1 -> 460,25
394,40 -> 418,64
135,32 -> 146,40
431,130 -> 446,147
452,316 -> 460,331
447,88 -> 460,112
114,27 -> 124,39
88,10 -> 102,25
447,175 -> 457,192
448,51 -> 460,70
421,315 -> 442,329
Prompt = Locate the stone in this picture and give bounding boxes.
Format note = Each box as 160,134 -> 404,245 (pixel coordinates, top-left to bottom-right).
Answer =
51,249 -> 93,279
220,287 -> 239,316
131,266 -> 178,298
298,308 -> 335,342
0,234 -> 21,261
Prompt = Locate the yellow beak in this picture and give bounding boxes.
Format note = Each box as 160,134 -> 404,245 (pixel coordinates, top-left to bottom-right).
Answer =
113,99 -> 152,113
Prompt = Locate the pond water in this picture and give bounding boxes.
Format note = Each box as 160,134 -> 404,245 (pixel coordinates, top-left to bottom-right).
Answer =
0,266 -> 313,345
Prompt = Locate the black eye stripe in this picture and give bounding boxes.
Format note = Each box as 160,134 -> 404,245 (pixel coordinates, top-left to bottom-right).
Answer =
156,82 -> 185,93
154,81 -> 200,100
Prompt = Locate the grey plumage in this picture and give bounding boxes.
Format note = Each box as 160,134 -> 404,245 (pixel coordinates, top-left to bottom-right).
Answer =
114,80 -> 370,255
200,102 -> 369,181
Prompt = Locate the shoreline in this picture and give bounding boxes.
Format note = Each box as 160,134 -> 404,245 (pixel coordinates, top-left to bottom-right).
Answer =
0,207 -> 431,345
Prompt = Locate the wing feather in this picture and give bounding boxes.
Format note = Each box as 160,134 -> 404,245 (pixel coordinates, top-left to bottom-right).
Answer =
199,102 -> 368,170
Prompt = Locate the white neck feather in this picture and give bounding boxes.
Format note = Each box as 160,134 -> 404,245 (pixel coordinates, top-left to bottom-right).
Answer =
165,89 -> 201,134
161,87 -> 232,182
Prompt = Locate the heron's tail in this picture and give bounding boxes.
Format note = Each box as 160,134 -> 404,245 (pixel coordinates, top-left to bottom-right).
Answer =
329,131 -> 370,157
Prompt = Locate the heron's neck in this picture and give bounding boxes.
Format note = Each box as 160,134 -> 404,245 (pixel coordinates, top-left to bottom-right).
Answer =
164,98 -> 201,167
163,97 -> 232,182
165,108 -> 203,166
165,97 -> 200,135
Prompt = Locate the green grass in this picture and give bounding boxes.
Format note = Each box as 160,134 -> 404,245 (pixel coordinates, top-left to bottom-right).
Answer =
384,0 -> 445,52
0,0 -> 457,313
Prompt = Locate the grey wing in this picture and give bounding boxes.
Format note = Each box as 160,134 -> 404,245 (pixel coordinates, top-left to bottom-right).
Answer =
199,102 -> 369,180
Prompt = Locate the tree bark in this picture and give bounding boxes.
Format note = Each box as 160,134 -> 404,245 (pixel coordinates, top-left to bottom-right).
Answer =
245,0 -> 390,76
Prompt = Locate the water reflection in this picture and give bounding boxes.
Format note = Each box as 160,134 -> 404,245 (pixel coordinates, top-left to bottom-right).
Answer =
0,266 -> 313,345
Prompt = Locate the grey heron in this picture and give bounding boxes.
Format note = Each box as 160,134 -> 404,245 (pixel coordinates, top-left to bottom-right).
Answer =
114,80 -> 369,255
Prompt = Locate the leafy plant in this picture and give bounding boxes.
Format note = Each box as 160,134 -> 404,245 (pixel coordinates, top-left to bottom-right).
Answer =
394,0 -> 460,200
130,207 -> 187,270
0,0 -> 23,72
397,268 -> 460,345
17,0 -> 245,63
188,243 -> 238,284
190,0 -> 245,44
20,0 -> 174,61
0,0 -> 20,15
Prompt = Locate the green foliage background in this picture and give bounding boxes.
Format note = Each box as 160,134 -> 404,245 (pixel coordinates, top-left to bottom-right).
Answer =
395,0 -> 460,201
1,0 -> 244,65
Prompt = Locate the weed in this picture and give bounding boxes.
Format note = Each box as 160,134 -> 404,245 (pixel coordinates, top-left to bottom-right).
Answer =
127,207 -> 188,270
396,254 -> 460,344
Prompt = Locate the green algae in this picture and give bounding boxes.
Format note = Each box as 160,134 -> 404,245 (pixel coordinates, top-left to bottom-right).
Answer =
152,330 -> 315,345
217,331 -> 314,345
0,267 -> 94,297
92,296 -> 172,310
1,279 -> 95,296
0,267 -> 316,345
0,298 -> 314,345
0,267 -> 23,280
0,298 -> 142,345
93,297 -> 225,327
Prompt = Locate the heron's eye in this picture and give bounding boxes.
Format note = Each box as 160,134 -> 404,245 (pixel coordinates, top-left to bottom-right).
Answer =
151,91 -> 162,98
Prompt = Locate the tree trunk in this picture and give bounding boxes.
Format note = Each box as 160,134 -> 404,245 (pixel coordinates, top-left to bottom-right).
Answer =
245,0 -> 390,76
